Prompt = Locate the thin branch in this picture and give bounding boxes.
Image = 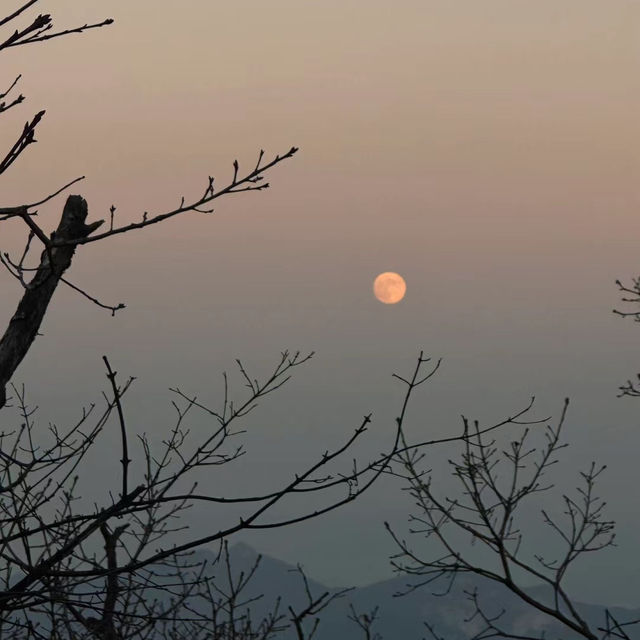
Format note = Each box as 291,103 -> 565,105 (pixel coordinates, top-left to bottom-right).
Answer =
50,147 -> 299,248
102,356 -> 132,498
60,277 -> 126,316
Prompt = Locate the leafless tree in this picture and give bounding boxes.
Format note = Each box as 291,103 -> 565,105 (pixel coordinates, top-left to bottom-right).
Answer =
614,277 -> 640,397
347,604 -> 383,640
285,565 -> 383,640
387,394 -> 639,640
0,5 -> 495,638
286,565 -> 352,640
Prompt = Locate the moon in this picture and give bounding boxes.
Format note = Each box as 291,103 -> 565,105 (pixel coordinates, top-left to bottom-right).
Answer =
373,272 -> 406,304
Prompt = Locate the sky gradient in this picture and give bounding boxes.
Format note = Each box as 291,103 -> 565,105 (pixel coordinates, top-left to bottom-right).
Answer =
1,1 -> 639,606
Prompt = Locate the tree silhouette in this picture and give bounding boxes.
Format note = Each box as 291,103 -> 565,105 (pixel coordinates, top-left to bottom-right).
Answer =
0,5 -> 484,638
388,391 -> 638,640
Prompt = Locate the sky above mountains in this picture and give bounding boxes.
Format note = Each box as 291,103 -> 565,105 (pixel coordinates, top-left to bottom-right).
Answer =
1,1 -> 639,607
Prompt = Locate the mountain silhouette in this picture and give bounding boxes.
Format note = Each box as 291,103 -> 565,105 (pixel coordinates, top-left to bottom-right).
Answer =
192,543 -> 640,640
16,542 -> 639,639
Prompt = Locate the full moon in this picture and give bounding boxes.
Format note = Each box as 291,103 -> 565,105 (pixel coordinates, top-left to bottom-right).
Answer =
373,272 -> 407,304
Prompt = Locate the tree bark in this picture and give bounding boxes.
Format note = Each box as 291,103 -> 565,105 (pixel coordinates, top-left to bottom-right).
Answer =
0,195 -> 102,408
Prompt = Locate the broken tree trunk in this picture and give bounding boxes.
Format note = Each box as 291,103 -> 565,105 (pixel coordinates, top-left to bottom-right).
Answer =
0,195 -> 102,408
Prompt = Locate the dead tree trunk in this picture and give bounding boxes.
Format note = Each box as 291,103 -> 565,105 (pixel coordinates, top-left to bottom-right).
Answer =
0,195 -> 102,408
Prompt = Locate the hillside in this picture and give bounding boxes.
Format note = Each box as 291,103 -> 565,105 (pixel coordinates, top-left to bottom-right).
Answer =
199,543 -> 640,639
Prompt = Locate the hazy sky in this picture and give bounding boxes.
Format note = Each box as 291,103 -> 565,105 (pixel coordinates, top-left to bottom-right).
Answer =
2,1 -> 639,607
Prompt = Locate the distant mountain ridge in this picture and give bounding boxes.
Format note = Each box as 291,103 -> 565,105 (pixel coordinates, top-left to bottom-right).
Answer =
17,542 -> 638,639
209,543 -> 640,640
